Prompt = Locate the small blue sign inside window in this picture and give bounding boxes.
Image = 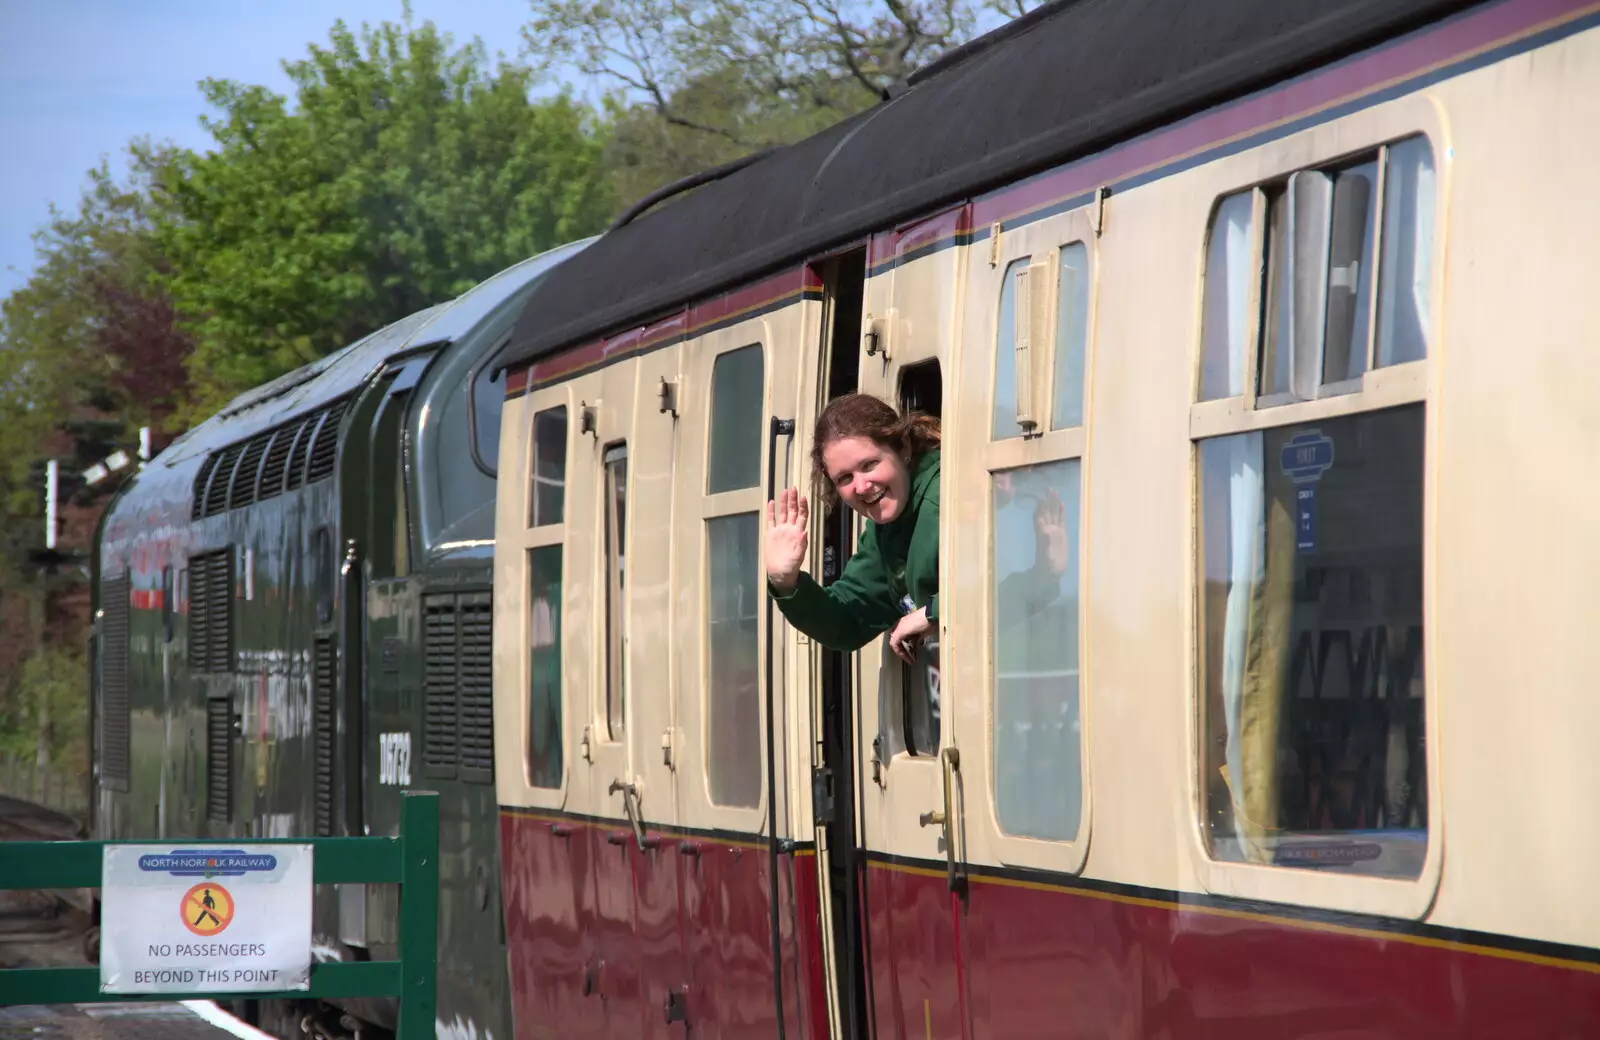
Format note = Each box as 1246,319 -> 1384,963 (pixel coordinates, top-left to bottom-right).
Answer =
1281,431 -> 1335,484
1296,487 -> 1317,553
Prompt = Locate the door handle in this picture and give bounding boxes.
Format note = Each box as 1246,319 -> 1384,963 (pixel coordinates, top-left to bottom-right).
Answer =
609,778 -> 648,852
917,747 -> 963,893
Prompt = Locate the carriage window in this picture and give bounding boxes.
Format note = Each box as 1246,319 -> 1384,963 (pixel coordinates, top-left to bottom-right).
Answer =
1199,191 -> 1256,401
992,459 -> 1083,841
1198,405 -> 1426,878
1051,242 -> 1091,430
603,443 -> 628,740
529,406 -> 567,527
991,256 -> 1031,439
706,513 -> 761,807
1204,137 -> 1434,407
526,545 -> 564,789
1377,137 -> 1435,367
708,345 -> 764,493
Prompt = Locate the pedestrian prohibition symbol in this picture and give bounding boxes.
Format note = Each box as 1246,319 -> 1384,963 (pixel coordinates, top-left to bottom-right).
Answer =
182,882 -> 234,936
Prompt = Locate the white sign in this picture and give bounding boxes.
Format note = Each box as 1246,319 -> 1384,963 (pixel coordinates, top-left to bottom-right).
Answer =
101,844 -> 313,994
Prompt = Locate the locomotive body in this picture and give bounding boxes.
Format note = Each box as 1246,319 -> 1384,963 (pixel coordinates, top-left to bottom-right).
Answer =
91,241 -> 588,1040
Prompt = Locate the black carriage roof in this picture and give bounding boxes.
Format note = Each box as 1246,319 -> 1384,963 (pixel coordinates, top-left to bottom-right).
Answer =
498,0 -> 1486,371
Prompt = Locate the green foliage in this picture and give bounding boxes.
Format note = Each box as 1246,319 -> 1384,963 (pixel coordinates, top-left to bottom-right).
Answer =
155,19 -> 615,421
0,642 -> 89,773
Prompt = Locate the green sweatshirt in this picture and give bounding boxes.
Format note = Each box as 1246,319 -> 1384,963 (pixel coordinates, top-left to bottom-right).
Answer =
769,450 -> 940,652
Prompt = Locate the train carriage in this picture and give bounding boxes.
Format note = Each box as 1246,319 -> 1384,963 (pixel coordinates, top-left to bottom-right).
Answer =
489,0 -> 1600,1037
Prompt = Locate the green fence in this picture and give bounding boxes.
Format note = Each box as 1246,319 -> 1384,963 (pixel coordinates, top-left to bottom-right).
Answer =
0,790 -> 438,1040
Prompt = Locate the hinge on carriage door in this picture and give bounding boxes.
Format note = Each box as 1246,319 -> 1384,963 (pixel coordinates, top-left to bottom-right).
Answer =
1091,186 -> 1109,238
660,728 -> 675,770
812,765 -> 835,825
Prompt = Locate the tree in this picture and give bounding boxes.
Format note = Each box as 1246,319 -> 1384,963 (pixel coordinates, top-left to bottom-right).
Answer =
523,0 -> 1043,205
154,19 -> 615,420
0,156 -> 182,776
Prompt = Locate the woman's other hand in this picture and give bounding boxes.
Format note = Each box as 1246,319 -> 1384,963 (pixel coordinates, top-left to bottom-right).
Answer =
888,606 -> 932,664
765,487 -> 810,591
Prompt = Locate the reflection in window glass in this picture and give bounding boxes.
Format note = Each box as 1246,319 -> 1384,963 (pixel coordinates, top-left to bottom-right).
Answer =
1199,405 -> 1426,878
526,546 -> 563,789
1200,192 -> 1256,401
706,513 -> 761,807
529,407 -> 567,527
991,257 -> 1030,439
1322,160 -> 1378,385
708,346 -> 764,493
1051,243 -> 1090,430
1377,137 -> 1435,367
604,444 -> 628,740
992,459 -> 1082,841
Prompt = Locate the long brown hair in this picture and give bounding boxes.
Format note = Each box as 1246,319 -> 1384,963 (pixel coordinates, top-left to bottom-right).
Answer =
809,393 -> 941,506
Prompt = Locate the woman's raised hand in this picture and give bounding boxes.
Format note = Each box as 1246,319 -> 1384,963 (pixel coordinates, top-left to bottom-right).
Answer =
765,487 -> 810,591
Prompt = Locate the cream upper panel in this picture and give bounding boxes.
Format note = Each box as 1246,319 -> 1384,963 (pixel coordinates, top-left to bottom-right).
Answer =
1416,30 -> 1600,947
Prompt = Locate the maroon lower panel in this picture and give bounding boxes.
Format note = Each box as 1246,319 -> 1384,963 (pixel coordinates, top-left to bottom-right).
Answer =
501,812 -> 808,1040
917,863 -> 1600,1039
862,864 -> 967,1040
506,812 -> 1600,1039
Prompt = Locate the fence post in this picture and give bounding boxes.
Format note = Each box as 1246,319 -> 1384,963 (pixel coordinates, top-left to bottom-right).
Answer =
394,791 -> 439,1040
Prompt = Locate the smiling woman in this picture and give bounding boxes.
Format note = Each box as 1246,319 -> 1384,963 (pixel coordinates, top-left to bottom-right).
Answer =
764,393 -> 941,664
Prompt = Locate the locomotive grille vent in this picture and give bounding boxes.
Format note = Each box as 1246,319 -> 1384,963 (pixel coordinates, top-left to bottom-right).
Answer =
206,696 -> 233,824
285,415 -> 316,491
187,395 -> 352,516
190,455 -> 221,521
313,634 -> 336,836
420,593 -> 495,784
187,549 -> 234,673
203,444 -> 244,517
423,596 -> 459,779
227,432 -> 270,510
256,427 -> 293,500
305,398 -> 348,484
457,595 -> 495,781
100,573 -> 132,791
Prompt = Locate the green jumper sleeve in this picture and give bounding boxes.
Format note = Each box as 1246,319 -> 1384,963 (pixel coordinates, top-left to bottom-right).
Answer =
768,532 -> 899,652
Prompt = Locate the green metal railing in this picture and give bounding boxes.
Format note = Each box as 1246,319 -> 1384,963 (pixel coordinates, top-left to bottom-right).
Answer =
0,790 -> 439,1040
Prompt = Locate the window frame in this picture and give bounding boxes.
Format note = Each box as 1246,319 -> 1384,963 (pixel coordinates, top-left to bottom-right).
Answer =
601,440 -> 630,743
975,203 -> 1100,875
1184,95 -> 1448,920
500,382 -> 574,809
699,340 -> 769,811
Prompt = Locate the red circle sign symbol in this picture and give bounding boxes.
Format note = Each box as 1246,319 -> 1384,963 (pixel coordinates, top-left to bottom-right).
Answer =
182,882 -> 235,936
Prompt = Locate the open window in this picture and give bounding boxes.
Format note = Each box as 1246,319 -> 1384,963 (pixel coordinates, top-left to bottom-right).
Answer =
602,442 -> 629,741
1190,124 -> 1441,917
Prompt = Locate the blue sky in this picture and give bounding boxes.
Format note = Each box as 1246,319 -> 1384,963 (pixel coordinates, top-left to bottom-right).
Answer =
0,0 -> 543,299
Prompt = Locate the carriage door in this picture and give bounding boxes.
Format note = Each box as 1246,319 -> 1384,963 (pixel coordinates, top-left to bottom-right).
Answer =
581,356 -> 649,1040
854,209 -> 972,1040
